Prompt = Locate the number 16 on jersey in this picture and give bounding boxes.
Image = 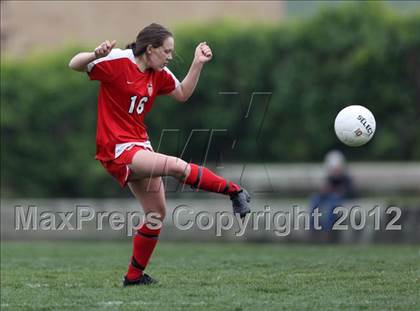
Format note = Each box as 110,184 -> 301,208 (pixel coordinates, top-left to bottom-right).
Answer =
129,95 -> 148,115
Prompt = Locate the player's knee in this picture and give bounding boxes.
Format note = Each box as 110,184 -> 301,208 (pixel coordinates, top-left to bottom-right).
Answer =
167,157 -> 189,180
158,207 -> 166,221
146,206 -> 166,222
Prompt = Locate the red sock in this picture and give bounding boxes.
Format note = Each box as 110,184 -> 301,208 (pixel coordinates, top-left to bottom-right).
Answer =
125,224 -> 161,281
185,163 -> 241,195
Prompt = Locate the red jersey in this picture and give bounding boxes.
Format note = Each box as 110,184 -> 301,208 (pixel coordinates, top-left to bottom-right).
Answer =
87,48 -> 179,161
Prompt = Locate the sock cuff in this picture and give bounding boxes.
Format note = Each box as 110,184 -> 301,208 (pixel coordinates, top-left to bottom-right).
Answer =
185,163 -> 200,185
138,223 -> 161,237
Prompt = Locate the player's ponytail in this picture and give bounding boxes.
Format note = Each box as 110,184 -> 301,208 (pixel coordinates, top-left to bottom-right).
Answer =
126,42 -> 136,50
131,23 -> 173,57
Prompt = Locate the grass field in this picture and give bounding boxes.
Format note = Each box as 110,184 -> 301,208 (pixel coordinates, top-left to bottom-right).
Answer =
1,241 -> 419,310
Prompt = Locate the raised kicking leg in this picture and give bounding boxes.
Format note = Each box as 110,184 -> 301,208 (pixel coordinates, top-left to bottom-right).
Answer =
129,150 -> 251,217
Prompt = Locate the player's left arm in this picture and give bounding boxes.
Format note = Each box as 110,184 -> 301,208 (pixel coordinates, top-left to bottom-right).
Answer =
170,42 -> 212,102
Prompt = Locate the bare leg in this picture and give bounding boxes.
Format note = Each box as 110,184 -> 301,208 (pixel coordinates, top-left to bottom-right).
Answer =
128,176 -> 166,221
128,150 -> 190,181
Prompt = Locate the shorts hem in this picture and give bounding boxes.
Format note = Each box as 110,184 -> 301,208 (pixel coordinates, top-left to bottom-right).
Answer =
99,145 -> 151,188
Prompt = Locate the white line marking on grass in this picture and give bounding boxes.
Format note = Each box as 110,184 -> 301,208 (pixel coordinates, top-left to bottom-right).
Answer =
97,301 -> 208,307
26,283 -> 49,288
63,282 -> 83,288
98,301 -> 123,306
126,301 -> 160,305
179,302 -> 207,306
128,301 -> 207,306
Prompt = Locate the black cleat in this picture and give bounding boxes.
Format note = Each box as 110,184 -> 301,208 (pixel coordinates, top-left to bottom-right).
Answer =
230,188 -> 251,218
123,273 -> 158,287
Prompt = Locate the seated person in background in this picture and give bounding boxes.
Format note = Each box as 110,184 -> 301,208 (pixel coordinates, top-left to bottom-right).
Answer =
310,150 -> 355,242
323,150 -> 354,200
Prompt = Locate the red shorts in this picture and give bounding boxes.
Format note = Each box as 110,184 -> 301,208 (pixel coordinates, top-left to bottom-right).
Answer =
99,144 -> 152,187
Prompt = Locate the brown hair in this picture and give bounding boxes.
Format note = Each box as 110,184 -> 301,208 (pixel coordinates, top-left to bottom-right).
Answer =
126,23 -> 173,56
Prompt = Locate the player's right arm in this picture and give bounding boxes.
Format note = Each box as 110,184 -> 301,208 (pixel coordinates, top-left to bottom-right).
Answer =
68,40 -> 116,72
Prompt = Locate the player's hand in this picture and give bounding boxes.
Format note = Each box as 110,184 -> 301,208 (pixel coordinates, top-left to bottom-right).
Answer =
194,42 -> 213,64
94,40 -> 116,59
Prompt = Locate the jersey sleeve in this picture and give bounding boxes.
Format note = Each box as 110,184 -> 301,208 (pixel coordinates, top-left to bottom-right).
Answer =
87,49 -> 126,83
157,67 -> 181,95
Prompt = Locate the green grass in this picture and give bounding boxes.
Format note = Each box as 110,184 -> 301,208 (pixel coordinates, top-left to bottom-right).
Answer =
1,242 -> 419,310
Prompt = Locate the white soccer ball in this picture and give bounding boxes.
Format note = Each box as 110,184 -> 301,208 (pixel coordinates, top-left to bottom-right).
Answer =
334,105 -> 376,147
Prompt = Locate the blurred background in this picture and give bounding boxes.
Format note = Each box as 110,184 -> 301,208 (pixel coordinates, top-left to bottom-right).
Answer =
1,0 -> 420,243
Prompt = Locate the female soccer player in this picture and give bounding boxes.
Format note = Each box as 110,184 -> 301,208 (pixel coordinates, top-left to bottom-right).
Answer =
69,23 -> 250,286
